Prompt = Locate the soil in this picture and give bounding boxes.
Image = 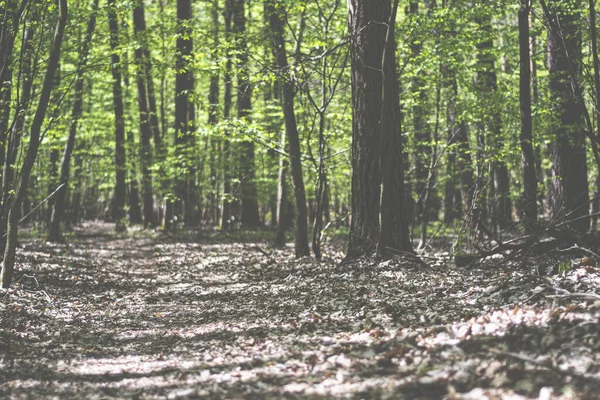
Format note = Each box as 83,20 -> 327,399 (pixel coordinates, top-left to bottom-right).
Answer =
1,222 -> 599,399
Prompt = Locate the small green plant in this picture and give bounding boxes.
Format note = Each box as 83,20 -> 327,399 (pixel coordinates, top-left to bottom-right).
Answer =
557,259 -> 572,274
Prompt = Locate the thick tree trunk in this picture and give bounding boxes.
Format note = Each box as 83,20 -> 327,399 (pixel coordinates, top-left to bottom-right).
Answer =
265,0 -> 310,257
108,0 -> 127,233
1,0 -> 67,288
346,0 -> 411,258
546,0 -> 590,232
175,0 -> 197,226
376,0 -> 412,257
518,0 -> 538,231
48,0 -> 99,241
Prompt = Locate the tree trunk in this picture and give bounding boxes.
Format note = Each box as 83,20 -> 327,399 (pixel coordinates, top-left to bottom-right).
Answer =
474,7 -> 510,232
589,0 -> 600,231
107,0 -> 127,233
346,0 -> 411,258
0,1 -> 22,185
221,0 -> 234,230
265,0 -> 310,257
546,0 -> 590,232
133,1 -> 155,229
0,6 -> 37,250
1,0 -> 67,288
48,0 -> 99,241
175,0 -> 197,226
232,0 -> 260,228
376,0 -> 412,258
518,0 -> 538,231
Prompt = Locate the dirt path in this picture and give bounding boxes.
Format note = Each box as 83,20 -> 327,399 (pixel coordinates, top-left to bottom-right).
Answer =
1,223 -> 599,399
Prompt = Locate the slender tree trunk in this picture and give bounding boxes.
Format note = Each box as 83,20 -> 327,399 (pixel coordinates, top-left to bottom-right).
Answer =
275,133 -> 292,247
0,7 -> 36,249
589,0 -> 600,231
48,0 -> 99,241
545,0 -> 590,232
232,0 -> 260,228
108,0 -> 127,232
0,1 -> 22,184
207,0 -> 220,225
175,0 -> 197,226
220,0 -> 233,229
265,0 -> 310,257
133,2 -> 154,228
474,8 -> 510,232
518,0 -> 538,231
1,0 -> 67,288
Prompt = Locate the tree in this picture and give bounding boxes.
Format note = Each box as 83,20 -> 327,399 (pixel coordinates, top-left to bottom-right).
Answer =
133,0 -> 157,229
1,0 -> 68,288
232,0 -> 260,228
518,0 -> 538,231
346,0 -> 412,258
265,0 -> 310,257
48,0 -> 100,241
108,0 -> 127,233
543,0 -> 590,233
175,0 -> 197,226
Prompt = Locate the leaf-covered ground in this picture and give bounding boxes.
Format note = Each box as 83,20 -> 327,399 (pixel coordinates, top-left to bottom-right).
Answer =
1,222 -> 599,399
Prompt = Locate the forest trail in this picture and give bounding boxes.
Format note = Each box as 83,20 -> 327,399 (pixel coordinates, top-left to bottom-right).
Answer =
1,223 -> 600,399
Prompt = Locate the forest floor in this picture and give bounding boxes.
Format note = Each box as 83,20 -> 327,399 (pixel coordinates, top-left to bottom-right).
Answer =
1,222 -> 599,399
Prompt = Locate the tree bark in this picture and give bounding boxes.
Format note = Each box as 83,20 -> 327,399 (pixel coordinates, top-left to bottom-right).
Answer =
232,0 -> 260,228
107,0 -> 127,233
175,0 -> 197,226
376,0 -> 412,258
220,0 -> 234,230
48,0 -> 100,241
133,1 -> 155,229
474,6 -> 511,232
518,0 -> 538,231
265,0 -> 310,257
545,0 -> 590,233
0,6 -> 36,249
1,0 -> 67,288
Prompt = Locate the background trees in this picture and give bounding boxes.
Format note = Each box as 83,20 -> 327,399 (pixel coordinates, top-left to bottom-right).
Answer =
2,0 -> 600,286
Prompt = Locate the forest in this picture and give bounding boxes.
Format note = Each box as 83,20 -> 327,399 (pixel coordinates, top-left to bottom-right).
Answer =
1,0 -> 600,398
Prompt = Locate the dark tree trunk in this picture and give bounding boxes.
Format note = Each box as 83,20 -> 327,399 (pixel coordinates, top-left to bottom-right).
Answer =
0,1 -> 22,184
346,0 -> 383,257
518,0 -> 538,231
474,8 -> 510,232
275,134 -> 292,247
265,0 -> 310,257
346,0 -> 411,258
133,2 -> 155,229
175,0 -> 197,226
232,0 -> 260,228
221,0 -> 234,230
48,0 -> 100,241
1,0 -> 67,288
376,0 -> 412,258
0,7 -> 36,249
208,0 -> 220,225
546,0 -> 590,232
589,0 -> 600,231
108,0 -> 127,233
